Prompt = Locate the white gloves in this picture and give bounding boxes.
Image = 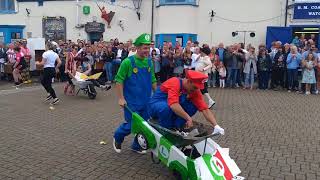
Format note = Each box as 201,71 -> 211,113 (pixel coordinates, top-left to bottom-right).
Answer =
213,125 -> 225,135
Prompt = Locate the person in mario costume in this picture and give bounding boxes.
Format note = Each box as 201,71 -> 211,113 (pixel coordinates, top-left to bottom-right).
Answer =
148,70 -> 225,135
113,33 -> 157,154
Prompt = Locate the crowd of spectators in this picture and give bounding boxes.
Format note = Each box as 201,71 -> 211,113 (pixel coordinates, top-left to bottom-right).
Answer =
0,33 -> 319,95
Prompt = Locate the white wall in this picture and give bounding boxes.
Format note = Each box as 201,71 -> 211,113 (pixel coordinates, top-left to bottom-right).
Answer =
1,0 -> 319,47
0,0 -> 152,42
197,0 -> 283,47
154,5 -> 197,34
153,0 -> 319,48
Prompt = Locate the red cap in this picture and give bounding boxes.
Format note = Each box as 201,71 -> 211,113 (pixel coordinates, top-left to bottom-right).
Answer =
186,70 -> 208,89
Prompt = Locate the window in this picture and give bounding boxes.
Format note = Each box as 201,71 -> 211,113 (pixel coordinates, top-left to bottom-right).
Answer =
158,0 -> 197,6
11,32 -> 21,39
0,0 -> 15,13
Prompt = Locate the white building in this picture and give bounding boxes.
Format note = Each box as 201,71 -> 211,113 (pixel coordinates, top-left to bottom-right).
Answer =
0,0 -> 319,48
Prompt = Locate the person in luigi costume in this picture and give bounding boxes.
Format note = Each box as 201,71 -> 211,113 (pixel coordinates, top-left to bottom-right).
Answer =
113,33 -> 157,154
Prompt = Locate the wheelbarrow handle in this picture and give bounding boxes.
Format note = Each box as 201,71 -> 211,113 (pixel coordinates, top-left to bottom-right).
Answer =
124,104 -> 134,114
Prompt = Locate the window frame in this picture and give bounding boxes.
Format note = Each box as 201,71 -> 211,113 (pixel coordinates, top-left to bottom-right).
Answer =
0,0 -> 16,14
158,0 -> 198,6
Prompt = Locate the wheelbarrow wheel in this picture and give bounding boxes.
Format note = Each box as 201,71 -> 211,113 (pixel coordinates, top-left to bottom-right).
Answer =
136,133 -> 148,150
88,92 -> 96,99
173,170 -> 183,180
88,84 -> 97,99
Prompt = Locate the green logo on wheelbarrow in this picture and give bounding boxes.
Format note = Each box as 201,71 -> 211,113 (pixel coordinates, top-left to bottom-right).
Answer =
159,145 -> 169,159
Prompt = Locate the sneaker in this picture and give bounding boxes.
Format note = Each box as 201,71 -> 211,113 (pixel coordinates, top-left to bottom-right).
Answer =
305,91 -> 311,95
13,82 -> 21,87
288,90 -> 291,93
131,148 -> 147,154
315,90 -> 319,95
100,85 -> 112,91
105,85 -> 111,91
113,138 -> 121,153
50,98 -> 60,105
208,99 -> 216,109
45,95 -> 53,101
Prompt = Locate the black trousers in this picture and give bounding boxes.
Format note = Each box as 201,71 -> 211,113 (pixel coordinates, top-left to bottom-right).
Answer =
271,68 -> 285,88
41,67 -> 57,99
201,82 -> 209,94
160,66 -> 172,83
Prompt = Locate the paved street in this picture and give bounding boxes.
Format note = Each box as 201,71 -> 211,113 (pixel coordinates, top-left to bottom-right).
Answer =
0,83 -> 319,180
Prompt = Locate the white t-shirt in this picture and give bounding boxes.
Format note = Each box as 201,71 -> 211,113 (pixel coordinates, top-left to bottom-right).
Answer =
128,50 -> 137,57
117,49 -> 123,59
191,53 -> 200,69
150,48 -> 160,56
42,50 -> 59,68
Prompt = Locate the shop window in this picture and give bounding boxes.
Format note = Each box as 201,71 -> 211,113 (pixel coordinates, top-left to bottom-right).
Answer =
0,0 -> 15,14
11,32 -> 21,39
0,32 -> 4,43
158,0 -> 197,6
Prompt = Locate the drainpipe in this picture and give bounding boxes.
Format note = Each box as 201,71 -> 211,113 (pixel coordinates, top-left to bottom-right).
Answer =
151,0 -> 154,41
284,0 -> 289,27
76,0 -> 80,26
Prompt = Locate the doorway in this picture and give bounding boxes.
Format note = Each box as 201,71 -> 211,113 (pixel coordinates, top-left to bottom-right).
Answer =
88,32 -> 103,44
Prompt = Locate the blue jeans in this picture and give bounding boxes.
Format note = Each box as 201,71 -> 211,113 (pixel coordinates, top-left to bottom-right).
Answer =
226,67 -> 232,87
287,69 -> 298,90
104,62 -> 113,81
245,68 -> 255,87
208,72 -> 217,87
112,59 -> 121,77
230,69 -> 239,87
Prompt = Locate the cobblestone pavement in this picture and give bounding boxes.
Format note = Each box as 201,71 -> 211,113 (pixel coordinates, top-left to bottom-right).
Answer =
0,83 -> 319,180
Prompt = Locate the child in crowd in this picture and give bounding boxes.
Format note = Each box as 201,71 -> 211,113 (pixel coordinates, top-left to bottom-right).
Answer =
301,53 -> 316,95
218,62 -> 227,88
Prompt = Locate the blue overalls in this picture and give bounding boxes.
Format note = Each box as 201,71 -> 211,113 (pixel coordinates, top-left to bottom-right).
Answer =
148,79 -> 198,129
114,56 -> 152,150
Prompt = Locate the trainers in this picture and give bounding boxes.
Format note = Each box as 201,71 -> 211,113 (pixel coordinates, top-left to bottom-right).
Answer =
113,138 -> 121,153
305,91 -> 311,95
45,95 -> 53,101
50,98 -> 60,105
131,148 -> 147,154
208,99 -> 216,109
105,85 -> 111,91
13,82 -> 21,87
100,85 -> 112,91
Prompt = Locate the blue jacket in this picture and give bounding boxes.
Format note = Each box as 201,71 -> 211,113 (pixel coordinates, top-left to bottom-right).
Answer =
286,53 -> 302,69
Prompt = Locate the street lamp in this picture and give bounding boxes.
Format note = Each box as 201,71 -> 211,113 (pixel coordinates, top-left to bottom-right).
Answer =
232,31 -> 255,47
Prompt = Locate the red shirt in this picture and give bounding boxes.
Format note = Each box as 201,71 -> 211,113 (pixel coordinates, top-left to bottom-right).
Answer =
160,77 -> 208,111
